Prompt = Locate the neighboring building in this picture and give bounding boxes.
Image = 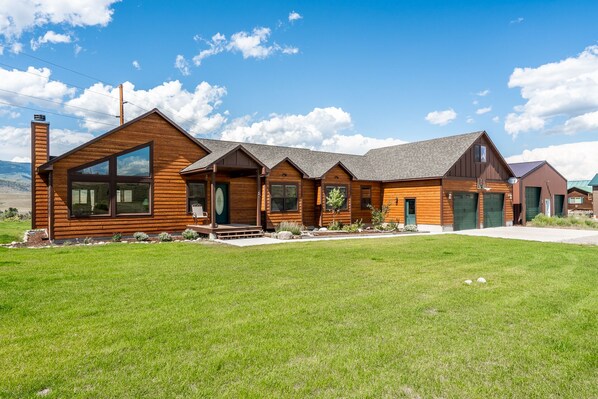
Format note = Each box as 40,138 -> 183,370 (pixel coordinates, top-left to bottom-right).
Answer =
509,161 -> 568,224
590,173 -> 598,218
567,180 -> 593,214
32,109 -> 516,240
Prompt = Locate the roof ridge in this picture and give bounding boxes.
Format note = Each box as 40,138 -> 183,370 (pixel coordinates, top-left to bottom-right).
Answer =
365,130 -> 484,154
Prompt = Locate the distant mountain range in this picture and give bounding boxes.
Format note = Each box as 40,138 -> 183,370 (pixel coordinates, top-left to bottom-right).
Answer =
0,160 -> 31,192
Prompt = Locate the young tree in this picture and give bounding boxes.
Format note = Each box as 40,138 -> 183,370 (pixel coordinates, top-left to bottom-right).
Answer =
326,187 -> 345,223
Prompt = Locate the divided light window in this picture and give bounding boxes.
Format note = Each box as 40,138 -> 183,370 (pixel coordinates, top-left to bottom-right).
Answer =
568,197 -> 583,204
68,143 -> 153,217
187,182 -> 207,212
361,186 -> 372,209
325,185 -> 348,210
271,184 -> 298,212
474,144 -> 487,163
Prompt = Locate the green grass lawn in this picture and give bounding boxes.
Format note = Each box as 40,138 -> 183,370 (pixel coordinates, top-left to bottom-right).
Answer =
1,236 -> 597,398
0,219 -> 30,244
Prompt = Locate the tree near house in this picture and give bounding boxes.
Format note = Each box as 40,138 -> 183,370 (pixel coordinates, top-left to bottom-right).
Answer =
326,187 -> 345,224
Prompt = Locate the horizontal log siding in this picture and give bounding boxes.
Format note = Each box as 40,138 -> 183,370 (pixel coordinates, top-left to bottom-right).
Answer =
51,114 -> 207,239
351,181 -> 381,224
382,180 -> 442,225
321,165 -> 352,226
32,123 -> 49,230
442,179 -> 513,227
264,161 -> 303,228
218,176 -> 259,225
302,179 -> 318,227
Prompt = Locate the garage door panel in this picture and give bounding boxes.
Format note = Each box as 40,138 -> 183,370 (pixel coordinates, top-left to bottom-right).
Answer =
484,193 -> 504,228
525,187 -> 541,221
454,193 -> 478,231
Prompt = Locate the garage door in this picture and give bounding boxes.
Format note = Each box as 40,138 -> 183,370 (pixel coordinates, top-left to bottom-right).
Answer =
525,187 -> 541,221
554,195 -> 565,217
483,193 -> 504,228
453,193 -> 478,231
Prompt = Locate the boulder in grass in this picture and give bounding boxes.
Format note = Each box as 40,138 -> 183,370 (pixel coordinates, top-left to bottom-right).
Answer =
464,279 -> 473,285
477,277 -> 487,283
278,231 -> 293,240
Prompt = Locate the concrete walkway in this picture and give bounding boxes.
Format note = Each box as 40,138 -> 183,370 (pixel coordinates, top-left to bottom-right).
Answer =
452,226 -> 598,245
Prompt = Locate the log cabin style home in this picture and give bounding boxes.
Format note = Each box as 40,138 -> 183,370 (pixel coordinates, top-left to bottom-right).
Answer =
32,109 -> 517,240
567,180 -> 593,215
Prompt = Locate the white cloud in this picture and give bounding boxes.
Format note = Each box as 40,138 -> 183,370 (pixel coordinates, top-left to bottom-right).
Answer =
510,17 -> 524,24
505,45 -> 598,138
10,42 -> 23,53
192,33 -> 226,66
74,43 -> 82,55
492,116 -> 500,123
11,156 -> 30,163
425,108 -> 457,126
466,117 -> 475,124
174,55 -> 190,76
220,107 -> 405,154
281,46 -> 299,55
0,66 -> 75,107
30,30 -> 71,50
288,11 -> 302,22
0,126 -> 93,161
472,99 -> 479,106
506,141 -> 598,180
476,106 -> 492,115
476,89 -> 490,96
132,60 -> 141,70
0,0 -> 120,40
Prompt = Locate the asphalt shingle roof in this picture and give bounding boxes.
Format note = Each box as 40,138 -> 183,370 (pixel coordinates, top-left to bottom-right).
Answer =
508,161 -> 545,178
182,131 -> 487,181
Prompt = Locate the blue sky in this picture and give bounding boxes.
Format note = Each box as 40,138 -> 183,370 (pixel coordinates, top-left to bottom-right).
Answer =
1,0 -> 598,179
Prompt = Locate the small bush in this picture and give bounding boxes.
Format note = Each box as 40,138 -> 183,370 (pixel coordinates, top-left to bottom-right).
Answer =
328,220 -> 343,230
62,240 -> 73,246
158,232 -> 173,242
275,221 -> 304,235
133,232 -> 150,242
182,229 -> 199,240
368,204 -> 391,227
529,214 -> 598,230
342,219 -> 364,232
112,233 -> 122,242
83,237 -> 94,245
403,224 -> 418,232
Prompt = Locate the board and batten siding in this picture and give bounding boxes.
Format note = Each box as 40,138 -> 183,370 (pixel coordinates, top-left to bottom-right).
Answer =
320,165 -> 353,226
445,135 -> 511,181
50,113 -> 207,239
264,160 -> 303,228
382,179 -> 442,225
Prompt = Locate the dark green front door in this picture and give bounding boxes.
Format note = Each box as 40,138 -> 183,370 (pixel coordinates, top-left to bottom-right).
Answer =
483,193 -> 504,228
554,195 -> 565,217
215,183 -> 229,224
525,187 -> 541,221
454,193 -> 478,231
404,199 -> 416,225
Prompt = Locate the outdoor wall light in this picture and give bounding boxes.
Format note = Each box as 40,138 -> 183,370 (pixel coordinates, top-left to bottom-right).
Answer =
395,196 -> 399,205
508,193 -> 512,200
448,192 -> 453,200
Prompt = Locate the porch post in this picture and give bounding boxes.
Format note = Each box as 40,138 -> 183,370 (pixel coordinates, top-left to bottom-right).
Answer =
256,168 -> 262,227
210,166 -> 217,228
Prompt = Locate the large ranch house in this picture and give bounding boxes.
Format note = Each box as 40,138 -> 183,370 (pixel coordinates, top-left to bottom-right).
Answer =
32,109 -> 517,240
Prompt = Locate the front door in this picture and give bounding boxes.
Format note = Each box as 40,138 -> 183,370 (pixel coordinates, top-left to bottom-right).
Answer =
215,183 -> 229,224
404,199 -> 416,225
544,198 -> 551,216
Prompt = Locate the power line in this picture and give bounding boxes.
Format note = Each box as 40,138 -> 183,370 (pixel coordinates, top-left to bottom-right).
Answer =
0,88 -> 119,118
0,100 -> 119,128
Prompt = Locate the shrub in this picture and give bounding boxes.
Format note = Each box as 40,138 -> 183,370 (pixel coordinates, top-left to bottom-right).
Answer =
133,232 -> 150,242
368,204 -> 391,227
529,214 -> 598,230
328,220 -> 343,230
112,233 -> 122,242
326,188 -> 346,223
62,240 -> 73,246
158,232 -> 173,242
182,228 -> 199,240
403,224 -> 418,232
275,221 -> 304,235
83,237 -> 94,245
342,219 -> 364,233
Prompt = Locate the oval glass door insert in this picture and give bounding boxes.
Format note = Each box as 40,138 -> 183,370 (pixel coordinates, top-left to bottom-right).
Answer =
215,187 -> 225,215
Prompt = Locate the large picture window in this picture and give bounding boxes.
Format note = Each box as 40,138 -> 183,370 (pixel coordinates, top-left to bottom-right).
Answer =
270,183 -> 298,212
325,185 -> 348,210
187,182 -> 207,212
68,143 -> 153,217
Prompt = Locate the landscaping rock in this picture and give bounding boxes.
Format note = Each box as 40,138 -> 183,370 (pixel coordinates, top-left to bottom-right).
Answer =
37,388 -> 51,396
464,279 -> 472,285
278,231 -> 293,240
477,277 -> 487,283
319,227 -> 328,231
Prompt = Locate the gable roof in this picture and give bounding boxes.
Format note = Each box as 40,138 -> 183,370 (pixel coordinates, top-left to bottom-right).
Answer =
508,161 -> 546,178
567,180 -> 592,194
38,109 -> 209,172
589,173 -> 598,187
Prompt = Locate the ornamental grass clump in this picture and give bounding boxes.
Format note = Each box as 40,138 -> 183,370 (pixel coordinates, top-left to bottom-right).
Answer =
133,232 -> 150,242
275,221 -> 303,235
182,229 -> 199,240
158,232 -> 173,242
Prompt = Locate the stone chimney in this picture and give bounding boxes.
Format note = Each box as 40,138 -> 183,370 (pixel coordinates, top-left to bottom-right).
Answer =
31,117 -> 50,230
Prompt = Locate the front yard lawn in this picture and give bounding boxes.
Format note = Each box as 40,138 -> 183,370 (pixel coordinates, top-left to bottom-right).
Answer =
1,236 -> 597,398
0,219 -> 30,244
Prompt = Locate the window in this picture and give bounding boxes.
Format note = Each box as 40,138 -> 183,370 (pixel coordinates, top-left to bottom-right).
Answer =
187,182 -> 206,212
474,145 -> 487,163
325,185 -> 348,210
270,183 -> 298,212
68,143 -> 153,217
361,186 -> 372,209
568,197 -> 583,204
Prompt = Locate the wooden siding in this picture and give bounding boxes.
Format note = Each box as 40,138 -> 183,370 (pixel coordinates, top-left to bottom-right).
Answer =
567,188 -> 593,212
51,113 -> 208,239
216,175 -> 259,225
594,188 -> 598,217
32,122 -> 49,231
264,161 -> 303,228
302,179 -> 318,227
382,180 -> 442,225
321,165 -> 352,226
446,135 -> 511,181
442,179 -> 513,228
351,181 -> 381,223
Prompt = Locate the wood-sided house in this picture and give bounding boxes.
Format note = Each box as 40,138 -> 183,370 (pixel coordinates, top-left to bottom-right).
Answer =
32,109 -> 516,240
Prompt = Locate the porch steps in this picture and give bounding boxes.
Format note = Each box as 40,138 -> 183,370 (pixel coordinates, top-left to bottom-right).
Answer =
216,229 -> 264,240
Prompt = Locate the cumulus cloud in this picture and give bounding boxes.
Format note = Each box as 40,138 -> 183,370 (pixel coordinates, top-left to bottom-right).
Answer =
506,141 -> 598,180
30,30 -> 71,50
466,117 -> 475,124
132,60 -> 141,70
220,107 -> 405,154
476,106 -> 492,115
174,55 -> 191,76
505,45 -> 598,138
0,0 -> 120,40
192,33 -> 226,66
476,89 -> 490,96
0,126 -> 94,161
492,116 -> 500,123
0,66 -> 75,107
288,11 -> 302,22
425,108 -> 457,126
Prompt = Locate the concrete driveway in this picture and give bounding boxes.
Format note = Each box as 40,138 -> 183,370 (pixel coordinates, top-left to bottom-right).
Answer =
452,226 -> 598,245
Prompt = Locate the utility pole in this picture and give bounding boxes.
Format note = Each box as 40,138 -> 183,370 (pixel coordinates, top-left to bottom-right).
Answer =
119,83 -> 125,125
